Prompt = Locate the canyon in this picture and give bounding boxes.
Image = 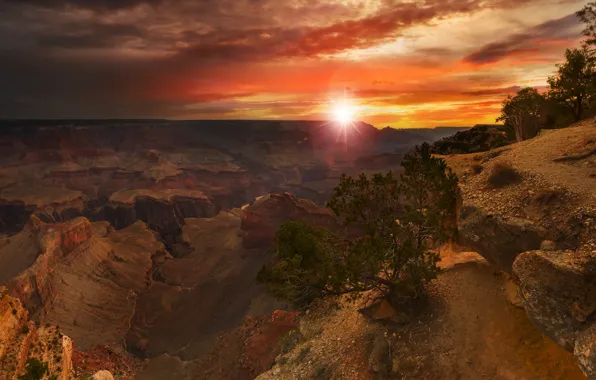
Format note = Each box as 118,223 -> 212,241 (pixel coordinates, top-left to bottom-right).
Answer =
2,119 -> 593,379
0,120 -> 464,379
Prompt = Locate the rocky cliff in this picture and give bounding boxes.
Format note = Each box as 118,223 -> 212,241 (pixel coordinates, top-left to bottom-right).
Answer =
1,216 -> 165,353
0,287 -> 73,380
444,120 -> 596,377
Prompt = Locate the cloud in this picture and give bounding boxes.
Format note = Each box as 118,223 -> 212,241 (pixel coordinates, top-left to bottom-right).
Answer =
0,0 -> 583,122
2,0 -> 163,10
36,23 -> 144,49
460,86 -> 521,96
463,13 -> 582,64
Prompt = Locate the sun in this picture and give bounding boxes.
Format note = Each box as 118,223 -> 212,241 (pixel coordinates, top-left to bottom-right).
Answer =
333,103 -> 355,125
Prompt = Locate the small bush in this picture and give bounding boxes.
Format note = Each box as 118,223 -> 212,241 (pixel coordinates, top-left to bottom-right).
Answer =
296,344 -> 311,362
18,358 -> 48,380
312,363 -> 332,380
279,330 -> 301,355
21,325 -> 30,335
471,164 -> 483,174
487,163 -> 522,188
278,356 -> 288,365
12,308 -> 17,315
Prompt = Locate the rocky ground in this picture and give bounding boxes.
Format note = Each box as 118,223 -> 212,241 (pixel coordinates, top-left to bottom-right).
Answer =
256,251 -> 584,380
257,121 -> 596,379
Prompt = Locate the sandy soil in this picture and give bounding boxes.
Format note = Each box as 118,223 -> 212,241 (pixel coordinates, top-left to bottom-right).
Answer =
258,255 -> 585,380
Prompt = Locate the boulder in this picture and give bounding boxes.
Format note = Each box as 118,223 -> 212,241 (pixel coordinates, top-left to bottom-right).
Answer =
458,206 -> 546,273
575,326 -> 596,377
540,240 -> 557,251
92,370 -> 115,380
513,249 -> 596,377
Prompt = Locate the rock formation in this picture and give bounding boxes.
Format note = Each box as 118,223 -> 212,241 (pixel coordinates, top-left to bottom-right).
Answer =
445,120 -> 596,377
2,216 -> 164,351
0,287 -> 74,380
241,193 -> 340,249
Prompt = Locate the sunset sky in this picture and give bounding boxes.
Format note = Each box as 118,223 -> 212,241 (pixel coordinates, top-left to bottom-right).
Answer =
0,0 -> 588,128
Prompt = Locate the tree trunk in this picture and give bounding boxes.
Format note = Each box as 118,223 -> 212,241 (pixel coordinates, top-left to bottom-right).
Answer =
575,96 -> 583,122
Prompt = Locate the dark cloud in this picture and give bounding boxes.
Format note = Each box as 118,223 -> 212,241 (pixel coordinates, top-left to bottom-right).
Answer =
37,23 -> 144,48
2,0 -> 162,10
463,13 -> 582,64
0,0 -> 575,118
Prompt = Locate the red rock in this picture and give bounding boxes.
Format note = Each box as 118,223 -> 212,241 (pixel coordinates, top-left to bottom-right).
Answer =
242,310 -> 299,377
241,193 -> 340,249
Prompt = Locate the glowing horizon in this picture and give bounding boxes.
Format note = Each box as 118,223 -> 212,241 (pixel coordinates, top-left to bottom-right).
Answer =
0,0 -> 586,128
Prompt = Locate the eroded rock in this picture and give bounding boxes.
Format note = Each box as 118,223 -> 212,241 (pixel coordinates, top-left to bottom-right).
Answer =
513,249 -> 596,377
575,326 -> 596,378
4,217 -> 163,351
459,206 -> 546,273
241,193 -> 340,249
92,370 -> 115,380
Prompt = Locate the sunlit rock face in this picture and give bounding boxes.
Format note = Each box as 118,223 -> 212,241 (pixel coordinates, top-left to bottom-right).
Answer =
0,288 -> 75,380
2,216 -> 164,351
514,249 -> 596,378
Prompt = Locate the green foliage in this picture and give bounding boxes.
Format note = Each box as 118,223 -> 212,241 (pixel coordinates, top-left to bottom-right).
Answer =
256,221 -> 343,305
258,143 -> 458,307
18,358 -> 48,380
578,3 -> 596,47
296,343 -> 311,362
278,329 -> 302,354
496,87 -> 546,142
399,143 -> 460,244
547,48 -> 596,122
312,363 -> 332,380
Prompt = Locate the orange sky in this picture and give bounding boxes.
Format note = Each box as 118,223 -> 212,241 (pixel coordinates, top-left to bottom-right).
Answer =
0,0 -> 587,128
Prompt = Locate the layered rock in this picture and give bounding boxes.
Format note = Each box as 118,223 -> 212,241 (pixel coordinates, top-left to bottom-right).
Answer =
0,185 -> 85,234
514,249 -> 596,377
0,288 -> 74,380
241,193 -> 340,249
104,189 -> 218,252
125,209 -> 276,361
3,217 -> 164,351
458,206 -> 546,273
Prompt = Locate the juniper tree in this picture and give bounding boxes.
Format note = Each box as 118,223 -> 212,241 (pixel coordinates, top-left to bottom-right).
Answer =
257,143 -> 458,307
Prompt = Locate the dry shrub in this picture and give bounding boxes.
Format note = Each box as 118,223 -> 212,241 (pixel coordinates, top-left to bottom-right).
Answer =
487,163 -> 522,188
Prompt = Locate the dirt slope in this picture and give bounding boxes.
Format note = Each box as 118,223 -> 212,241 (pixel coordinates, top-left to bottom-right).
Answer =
256,254 -> 584,380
